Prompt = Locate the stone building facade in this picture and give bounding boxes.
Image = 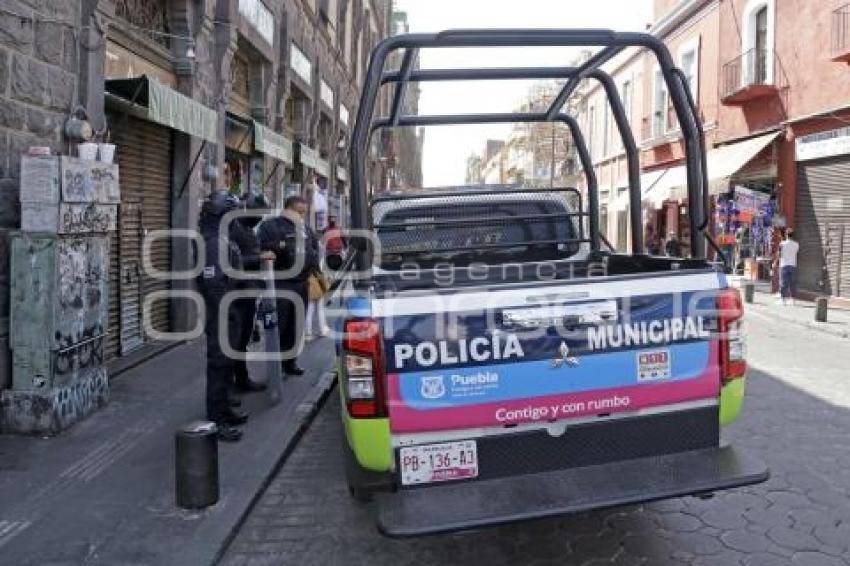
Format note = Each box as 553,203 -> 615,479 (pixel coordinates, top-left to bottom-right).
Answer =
0,0 -> 409,424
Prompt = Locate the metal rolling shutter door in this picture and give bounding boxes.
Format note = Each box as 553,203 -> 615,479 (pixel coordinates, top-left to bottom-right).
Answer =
105,115 -> 174,361
105,228 -> 120,360
796,157 -> 850,298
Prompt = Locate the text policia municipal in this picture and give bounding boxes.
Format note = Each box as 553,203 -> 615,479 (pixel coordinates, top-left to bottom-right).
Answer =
392,316 -> 711,370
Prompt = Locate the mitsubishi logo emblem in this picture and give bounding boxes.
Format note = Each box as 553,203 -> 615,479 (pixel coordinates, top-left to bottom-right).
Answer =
552,341 -> 580,369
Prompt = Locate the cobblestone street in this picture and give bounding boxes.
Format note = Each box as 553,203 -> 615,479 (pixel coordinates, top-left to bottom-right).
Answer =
220,311 -> 850,566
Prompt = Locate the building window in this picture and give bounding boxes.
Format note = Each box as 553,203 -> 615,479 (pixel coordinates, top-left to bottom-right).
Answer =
617,206 -> 628,252
621,80 -> 632,124
742,0 -> 775,84
320,79 -> 335,110
619,79 -> 632,150
599,191 -> 609,241
238,0 -> 274,46
602,104 -> 610,158
678,37 -> 700,103
754,7 -> 769,83
290,43 -> 313,86
652,69 -> 669,138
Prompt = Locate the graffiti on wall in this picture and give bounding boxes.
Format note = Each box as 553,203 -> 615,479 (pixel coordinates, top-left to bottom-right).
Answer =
54,325 -> 105,378
0,368 -> 109,435
61,158 -> 120,204
54,368 -> 109,428
54,237 -> 108,385
59,203 -> 118,234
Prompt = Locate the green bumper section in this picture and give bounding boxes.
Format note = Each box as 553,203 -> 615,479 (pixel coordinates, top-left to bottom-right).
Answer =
339,389 -> 393,472
719,376 -> 746,426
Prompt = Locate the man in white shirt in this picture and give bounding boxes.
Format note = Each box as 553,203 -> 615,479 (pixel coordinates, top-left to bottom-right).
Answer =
308,175 -> 329,232
777,228 -> 800,306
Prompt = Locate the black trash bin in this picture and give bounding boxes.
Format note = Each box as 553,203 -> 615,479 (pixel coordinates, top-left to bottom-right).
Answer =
175,421 -> 219,509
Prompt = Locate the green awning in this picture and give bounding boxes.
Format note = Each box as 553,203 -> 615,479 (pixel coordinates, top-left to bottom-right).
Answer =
253,121 -> 294,164
105,76 -> 218,143
316,158 -> 330,178
297,143 -> 319,169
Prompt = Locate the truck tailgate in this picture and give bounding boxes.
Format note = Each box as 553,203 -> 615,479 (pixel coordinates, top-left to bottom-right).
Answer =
375,271 -> 725,434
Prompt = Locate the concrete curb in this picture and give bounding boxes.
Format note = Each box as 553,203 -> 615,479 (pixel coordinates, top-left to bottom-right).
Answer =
213,370 -> 337,565
746,302 -> 850,340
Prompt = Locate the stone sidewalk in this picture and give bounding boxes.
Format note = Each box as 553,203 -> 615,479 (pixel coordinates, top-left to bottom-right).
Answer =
739,288 -> 850,340
0,336 -> 336,566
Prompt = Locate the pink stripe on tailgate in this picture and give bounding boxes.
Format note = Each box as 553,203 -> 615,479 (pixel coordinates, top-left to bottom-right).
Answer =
387,342 -> 721,433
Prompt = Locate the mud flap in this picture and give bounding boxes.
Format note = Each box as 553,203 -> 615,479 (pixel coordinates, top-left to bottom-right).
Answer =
375,445 -> 768,537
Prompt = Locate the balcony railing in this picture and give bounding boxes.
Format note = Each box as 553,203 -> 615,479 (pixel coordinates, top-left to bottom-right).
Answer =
721,48 -> 787,105
832,4 -> 850,62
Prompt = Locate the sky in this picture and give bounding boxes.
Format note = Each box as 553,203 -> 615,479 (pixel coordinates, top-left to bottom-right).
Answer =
391,0 -> 654,187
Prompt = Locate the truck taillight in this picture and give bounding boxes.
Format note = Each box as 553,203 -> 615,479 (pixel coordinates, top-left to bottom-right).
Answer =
717,288 -> 746,380
343,319 -> 387,418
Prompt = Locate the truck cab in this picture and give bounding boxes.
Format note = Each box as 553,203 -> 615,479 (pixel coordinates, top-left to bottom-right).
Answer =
334,29 -> 768,537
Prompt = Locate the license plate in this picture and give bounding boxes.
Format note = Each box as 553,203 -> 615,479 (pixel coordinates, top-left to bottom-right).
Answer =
399,440 -> 478,486
502,300 -> 618,329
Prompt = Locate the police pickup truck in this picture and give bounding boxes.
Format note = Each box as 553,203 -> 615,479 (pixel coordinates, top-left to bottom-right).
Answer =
334,29 -> 768,537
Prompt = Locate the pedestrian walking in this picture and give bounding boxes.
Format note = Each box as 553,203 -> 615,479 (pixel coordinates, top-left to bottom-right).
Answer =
257,195 -> 320,376
308,174 -> 329,232
776,228 -> 800,306
305,268 -> 330,339
665,231 -> 681,257
646,225 -> 661,255
230,192 -> 275,395
197,190 -> 249,442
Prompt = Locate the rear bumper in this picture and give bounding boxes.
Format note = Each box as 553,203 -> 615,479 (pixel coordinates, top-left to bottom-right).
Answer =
376,444 -> 768,537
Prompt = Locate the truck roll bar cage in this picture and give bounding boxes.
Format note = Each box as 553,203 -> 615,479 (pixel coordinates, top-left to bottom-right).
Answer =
349,29 -> 715,272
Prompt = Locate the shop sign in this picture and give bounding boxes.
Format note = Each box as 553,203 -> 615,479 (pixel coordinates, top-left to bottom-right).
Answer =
298,144 -> 319,169
796,126 -> 850,161
316,158 -> 330,178
340,104 -> 350,126
290,43 -> 312,86
238,0 -> 274,46
254,121 -> 294,164
320,79 -> 335,110
734,186 -> 770,215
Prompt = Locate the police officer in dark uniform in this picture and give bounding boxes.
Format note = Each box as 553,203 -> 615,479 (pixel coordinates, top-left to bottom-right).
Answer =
257,195 -> 319,375
230,192 -> 272,394
197,190 -> 249,442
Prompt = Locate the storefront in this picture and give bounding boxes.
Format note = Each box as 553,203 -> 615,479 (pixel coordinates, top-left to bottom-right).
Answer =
254,122 -> 295,204
795,127 -> 850,299
713,186 -> 779,279
297,142 -> 319,186
103,77 -> 218,361
224,113 -> 255,195
613,132 -> 781,259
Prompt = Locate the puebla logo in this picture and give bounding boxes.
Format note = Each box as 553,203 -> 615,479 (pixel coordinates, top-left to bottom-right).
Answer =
420,375 -> 446,399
